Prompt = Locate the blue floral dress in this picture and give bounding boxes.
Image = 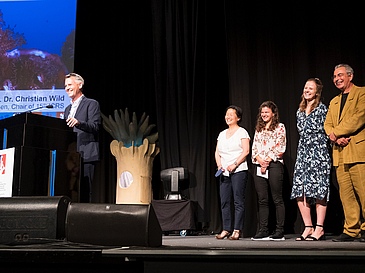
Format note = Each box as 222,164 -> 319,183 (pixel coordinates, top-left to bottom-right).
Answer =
291,102 -> 331,201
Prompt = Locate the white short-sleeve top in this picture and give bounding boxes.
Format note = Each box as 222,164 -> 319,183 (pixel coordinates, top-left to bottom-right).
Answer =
217,127 -> 250,176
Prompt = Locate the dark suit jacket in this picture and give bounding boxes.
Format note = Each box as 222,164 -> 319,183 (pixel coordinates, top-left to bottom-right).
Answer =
64,96 -> 101,162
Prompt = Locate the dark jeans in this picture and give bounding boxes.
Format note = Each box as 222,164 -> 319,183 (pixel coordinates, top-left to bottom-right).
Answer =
253,161 -> 285,232
220,170 -> 248,231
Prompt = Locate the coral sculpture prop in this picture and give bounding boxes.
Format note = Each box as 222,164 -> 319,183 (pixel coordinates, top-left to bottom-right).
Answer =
101,108 -> 159,204
101,108 -> 158,147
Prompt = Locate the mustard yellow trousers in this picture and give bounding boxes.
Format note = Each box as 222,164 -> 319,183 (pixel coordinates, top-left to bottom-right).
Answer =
336,155 -> 365,237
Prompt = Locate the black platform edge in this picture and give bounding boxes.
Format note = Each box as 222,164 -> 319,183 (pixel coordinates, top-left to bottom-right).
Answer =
1,236 -> 365,273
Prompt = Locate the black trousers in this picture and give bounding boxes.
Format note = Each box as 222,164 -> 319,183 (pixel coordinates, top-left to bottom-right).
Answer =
253,161 -> 285,233
80,162 -> 95,203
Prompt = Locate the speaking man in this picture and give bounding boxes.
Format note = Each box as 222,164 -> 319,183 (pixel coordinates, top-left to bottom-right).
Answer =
64,73 -> 100,203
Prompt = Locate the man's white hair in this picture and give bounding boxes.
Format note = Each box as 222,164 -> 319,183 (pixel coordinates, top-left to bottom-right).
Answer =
66,73 -> 84,87
334,64 -> 354,76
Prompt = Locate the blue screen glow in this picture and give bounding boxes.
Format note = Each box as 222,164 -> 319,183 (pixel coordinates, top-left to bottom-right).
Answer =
0,0 -> 77,119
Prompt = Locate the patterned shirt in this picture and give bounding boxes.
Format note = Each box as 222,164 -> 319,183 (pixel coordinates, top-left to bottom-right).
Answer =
252,123 -> 286,164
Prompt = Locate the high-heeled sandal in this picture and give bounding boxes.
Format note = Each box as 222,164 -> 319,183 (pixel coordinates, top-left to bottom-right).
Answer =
215,230 -> 231,240
306,224 -> 326,241
228,230 -> 240,240
296,226 -> 314,241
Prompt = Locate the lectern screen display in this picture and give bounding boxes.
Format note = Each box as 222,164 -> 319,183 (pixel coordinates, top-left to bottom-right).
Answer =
0,0 -> 77,120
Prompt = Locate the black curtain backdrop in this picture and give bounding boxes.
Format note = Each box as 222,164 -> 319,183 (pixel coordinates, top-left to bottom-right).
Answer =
74,0 -> 365,236
150,0 -> 228,229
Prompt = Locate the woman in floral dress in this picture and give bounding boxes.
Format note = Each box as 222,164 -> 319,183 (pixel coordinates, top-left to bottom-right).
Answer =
291,78 -> 331,241
251,101 -> 287,241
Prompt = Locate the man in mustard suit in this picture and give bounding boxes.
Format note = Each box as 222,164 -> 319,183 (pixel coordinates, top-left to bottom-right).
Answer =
324,64 -> 365,242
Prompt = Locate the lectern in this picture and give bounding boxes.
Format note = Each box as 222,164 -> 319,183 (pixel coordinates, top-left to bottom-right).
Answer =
0,113 -> 80,201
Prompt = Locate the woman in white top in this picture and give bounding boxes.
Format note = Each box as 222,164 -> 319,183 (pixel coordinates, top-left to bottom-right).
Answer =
215,105 -> 250,240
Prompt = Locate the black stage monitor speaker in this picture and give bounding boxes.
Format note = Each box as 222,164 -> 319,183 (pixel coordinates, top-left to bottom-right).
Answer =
0,196 -> 71,244
65,203 -> 162,247
161,167 -> 189,200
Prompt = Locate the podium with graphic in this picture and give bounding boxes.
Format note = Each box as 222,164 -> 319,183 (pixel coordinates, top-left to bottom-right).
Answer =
0,113 -> 80,201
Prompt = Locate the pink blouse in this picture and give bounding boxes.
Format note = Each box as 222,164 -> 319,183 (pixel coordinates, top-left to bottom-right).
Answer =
252,123 -> 286,164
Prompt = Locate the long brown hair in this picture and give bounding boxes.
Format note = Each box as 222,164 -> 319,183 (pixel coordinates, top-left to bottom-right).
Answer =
255,101 -> 280,132
299,78 -> 323,113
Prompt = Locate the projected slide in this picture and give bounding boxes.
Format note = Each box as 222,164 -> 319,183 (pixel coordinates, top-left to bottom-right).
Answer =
0,0 -> 77,120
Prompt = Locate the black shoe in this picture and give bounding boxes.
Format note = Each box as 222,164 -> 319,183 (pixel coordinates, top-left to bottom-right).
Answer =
306,234 -> 326,241
306,224 -> 326,241
332,233 -> 356,242
296,226 -> 314,241
251,230 -> 270,241
269,230 -> 285,241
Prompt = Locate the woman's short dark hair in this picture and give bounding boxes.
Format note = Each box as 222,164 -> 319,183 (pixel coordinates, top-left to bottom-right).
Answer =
226,105 -> 242,124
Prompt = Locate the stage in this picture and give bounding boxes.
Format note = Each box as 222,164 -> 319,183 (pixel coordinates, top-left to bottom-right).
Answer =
1,234 -> 365,272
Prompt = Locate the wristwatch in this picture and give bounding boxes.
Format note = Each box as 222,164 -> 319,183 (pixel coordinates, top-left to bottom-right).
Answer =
234,161 -> 238,166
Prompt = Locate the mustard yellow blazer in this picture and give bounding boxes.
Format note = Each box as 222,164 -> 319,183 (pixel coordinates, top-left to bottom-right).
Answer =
324,84 -> 365,166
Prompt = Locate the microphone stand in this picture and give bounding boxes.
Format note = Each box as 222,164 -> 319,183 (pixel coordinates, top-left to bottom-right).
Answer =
26,105 -> 54,113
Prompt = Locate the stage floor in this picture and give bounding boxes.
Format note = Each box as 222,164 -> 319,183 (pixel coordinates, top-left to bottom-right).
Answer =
106,234 -> 365,261
2,234 -> 365,272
